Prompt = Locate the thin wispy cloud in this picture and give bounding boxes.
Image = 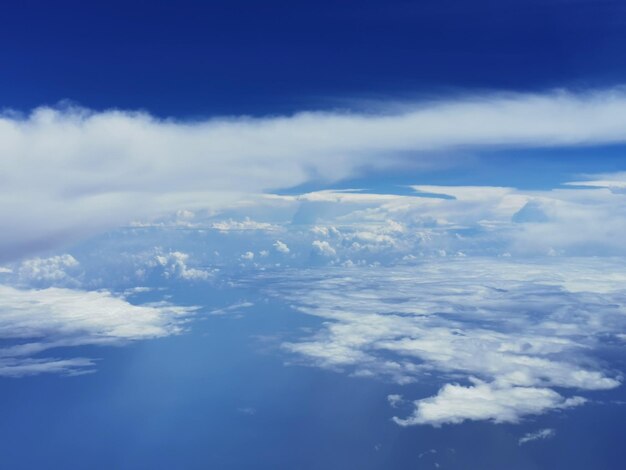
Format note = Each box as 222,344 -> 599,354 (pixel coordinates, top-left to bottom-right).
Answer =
518,428 -> 556,446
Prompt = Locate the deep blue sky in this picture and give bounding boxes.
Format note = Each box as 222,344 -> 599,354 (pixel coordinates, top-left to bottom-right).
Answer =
3,0 -> 626,116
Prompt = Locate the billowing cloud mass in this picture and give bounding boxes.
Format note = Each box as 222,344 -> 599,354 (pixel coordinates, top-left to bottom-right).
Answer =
5,88 -> 626,261
0,285 -> 196,377
261,258 -> 626,425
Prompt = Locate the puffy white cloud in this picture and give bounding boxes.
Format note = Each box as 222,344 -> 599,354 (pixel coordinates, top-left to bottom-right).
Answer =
241,251 -> 255,261
154,251 -> 212,281
393,380 -> 584,426
273,240 -> 290,254
5,89 -> 626,261
0,284 -> 195,376
312,240 -> 336,257
518,428 -> 556,446
16,254 -> 80,285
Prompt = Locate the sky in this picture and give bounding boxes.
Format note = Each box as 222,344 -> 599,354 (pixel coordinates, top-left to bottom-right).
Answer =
2,1 -> 626,469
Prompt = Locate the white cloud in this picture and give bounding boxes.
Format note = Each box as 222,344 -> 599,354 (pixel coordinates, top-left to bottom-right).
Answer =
518,428 -> 556,446
312,240 -> 336,257
15,254 -> 81,285
154,251 -> 212,281
393,380 -> 585,426
565,172 -> 626,190
0,284 -> 195,376
5,89 -> 626,261
273,240 -> 290,254
387,394 -> 404,408
241,251 -> 255,261
211,218 -> 281,232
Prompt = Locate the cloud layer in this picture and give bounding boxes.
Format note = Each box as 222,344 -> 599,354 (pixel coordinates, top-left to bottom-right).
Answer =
5,88 -> 626,260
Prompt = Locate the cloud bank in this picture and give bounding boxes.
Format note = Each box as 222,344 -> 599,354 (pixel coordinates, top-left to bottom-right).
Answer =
4,88 -> 626,261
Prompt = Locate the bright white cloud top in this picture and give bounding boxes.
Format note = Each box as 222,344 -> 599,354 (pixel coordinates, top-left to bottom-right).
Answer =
4,88 -> 626,261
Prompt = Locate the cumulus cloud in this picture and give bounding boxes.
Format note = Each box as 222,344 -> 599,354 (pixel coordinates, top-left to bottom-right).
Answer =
154,251 -> 212,281
241,251 -> 255,261
5,89 -> 626,261
16,254 -> 81,286
0,284 -> 195,376
260,177 -> 626,259
312,240 -> 337,257
273,240 -> 290,254
393,380 -> 584,426
264,258 -> 626,425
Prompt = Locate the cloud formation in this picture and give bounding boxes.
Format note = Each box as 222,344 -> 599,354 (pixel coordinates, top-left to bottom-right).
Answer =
0,285 -> 195,376
263,258 -> 625,425
5,88 -> 626,261
394,380 -> 584,427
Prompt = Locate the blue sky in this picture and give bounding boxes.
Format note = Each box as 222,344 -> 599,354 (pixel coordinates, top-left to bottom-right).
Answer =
3,0 -> 626,115
2,1 -> 626,469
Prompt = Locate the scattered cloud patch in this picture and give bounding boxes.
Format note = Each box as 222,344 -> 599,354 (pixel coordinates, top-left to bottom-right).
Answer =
263,258 -> 626,426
